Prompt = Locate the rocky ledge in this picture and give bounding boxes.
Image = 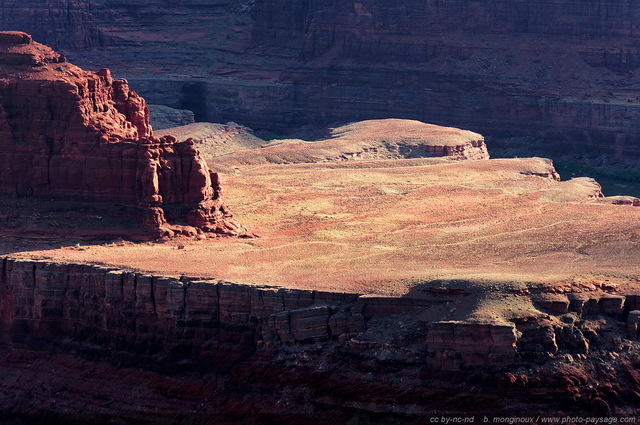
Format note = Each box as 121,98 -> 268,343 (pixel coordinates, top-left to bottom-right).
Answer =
1,257 -> 640,421
0,32 -> 248,239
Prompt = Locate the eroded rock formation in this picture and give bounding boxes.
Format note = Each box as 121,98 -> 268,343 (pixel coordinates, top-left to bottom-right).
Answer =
204,118 -> 489,170
0,32 -> 246,238
1,257 -> 640,420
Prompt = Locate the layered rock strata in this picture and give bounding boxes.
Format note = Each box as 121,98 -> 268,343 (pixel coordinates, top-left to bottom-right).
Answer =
247,0 -> 640,160
0,32 -> 246,238
3,1 -> 640,160
3,257 -> 640,372
0,0 -> 103,49
2,257 -> 640,419
205,118 -> 489,170
0,257 -> 508,370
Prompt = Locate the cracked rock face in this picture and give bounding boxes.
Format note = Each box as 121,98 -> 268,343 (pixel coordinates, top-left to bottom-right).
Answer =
2,257 -> 640,421
0,32 -> 247,238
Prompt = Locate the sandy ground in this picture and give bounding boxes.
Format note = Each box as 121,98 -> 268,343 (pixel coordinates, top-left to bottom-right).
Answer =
7,156 -> 640,299
206,119 -> 487,172
155,122 -> 265,158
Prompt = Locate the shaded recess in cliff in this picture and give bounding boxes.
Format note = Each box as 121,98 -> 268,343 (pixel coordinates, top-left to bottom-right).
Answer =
0,32 -> 247,238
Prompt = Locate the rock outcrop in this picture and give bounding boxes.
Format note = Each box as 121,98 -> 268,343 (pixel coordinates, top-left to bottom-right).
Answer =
0,32 -> 247,238
2,257 -> 640,420
205,119 -> 489,170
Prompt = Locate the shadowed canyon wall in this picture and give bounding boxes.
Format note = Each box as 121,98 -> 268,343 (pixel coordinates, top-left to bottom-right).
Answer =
3,0 -> 637,161
0,257 -> 517,371
248,0 -> 640,161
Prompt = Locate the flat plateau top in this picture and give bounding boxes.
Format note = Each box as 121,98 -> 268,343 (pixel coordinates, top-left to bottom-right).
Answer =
326,119 -> 483,146
205,119 -> 487,170
7,157 -> 640,299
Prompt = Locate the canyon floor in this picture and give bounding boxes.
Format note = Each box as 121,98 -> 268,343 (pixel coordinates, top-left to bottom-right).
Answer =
3,122 -> 640,421
4,144 -> 640,320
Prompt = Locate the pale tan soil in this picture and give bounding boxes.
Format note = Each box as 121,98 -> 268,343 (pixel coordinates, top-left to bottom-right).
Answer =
155,122 -> 265,157
206,119 -> 486,172
9,157 -> 640,317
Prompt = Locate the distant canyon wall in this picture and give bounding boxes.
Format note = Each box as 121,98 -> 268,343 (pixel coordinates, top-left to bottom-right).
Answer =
253,0 -> 640,66
2,0 -> 640,160
0,0 -> 103,49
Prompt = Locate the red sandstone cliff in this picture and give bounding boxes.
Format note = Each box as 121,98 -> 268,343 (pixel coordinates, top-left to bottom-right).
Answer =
1,257 -> 640,421
0,32 -> 246,238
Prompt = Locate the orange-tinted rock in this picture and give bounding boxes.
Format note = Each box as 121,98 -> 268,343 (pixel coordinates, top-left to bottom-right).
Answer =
0,32 -> 247,238
590,397 -> 611,415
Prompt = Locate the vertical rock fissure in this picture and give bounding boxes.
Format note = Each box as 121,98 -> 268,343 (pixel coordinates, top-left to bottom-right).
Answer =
215,281 -> 221,323
30,261 -> 37,328
132,273 -> 138,307
150,276 -> 157,317
0,257 -> 7,284
180,277 -> 188,322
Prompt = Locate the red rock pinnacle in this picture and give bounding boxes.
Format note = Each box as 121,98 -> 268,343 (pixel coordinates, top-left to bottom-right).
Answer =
0,31 -> 248,238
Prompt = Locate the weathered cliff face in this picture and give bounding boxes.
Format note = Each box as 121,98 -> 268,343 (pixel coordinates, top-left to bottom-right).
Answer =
0,32 -> 247,238
3,1 -> 640,161
253,0 -> 640,66
0,258 -> 518,370
0,0 -> 103,49
247,0 -> 640,160
1,257 -> 640,421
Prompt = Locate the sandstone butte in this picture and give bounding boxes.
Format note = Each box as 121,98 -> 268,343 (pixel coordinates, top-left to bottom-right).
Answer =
0,31 -> 248,240
4,33 -> 640,423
